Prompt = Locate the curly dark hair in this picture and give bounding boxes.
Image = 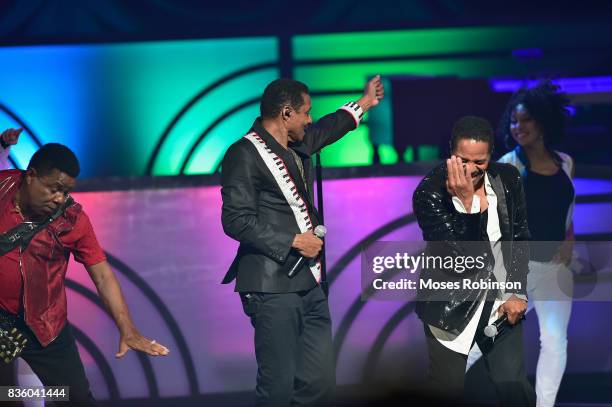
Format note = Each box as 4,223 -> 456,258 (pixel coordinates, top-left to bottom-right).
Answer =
499,81 -> 571,149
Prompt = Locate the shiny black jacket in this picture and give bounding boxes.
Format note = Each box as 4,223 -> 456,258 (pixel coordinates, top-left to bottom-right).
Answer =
221,111 -> 357,292
412,162 -> 530,332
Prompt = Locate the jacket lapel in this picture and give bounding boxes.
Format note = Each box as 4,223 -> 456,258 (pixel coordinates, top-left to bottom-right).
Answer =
487,168 -> 511,239
251,120 -> 314,214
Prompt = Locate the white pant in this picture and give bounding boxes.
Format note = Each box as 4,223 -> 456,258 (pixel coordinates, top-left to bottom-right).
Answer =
467,260 -> 573,407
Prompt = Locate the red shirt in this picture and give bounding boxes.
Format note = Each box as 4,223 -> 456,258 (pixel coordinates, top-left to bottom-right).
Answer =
0,198 -> 106,314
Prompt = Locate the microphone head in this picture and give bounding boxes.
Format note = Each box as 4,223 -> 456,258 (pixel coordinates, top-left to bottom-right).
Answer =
483,324 -> 498,338
314,225 -> 327,238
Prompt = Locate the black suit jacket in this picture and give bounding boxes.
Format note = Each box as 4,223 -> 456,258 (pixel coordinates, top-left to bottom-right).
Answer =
221,111 -> 357,292
412,161 -> 531,332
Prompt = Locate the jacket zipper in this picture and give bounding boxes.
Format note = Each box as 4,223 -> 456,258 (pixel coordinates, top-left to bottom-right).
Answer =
18,245 -> 27,323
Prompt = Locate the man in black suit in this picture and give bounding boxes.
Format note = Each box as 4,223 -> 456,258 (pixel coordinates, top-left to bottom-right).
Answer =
221,76 -> 384,406
412,116 -> 535,406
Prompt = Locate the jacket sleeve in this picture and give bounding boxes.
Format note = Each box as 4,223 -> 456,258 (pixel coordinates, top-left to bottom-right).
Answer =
300,108 -> 360,155
413,187 -> 484,242
506,168 -> 530,295
220,142 -> 295,263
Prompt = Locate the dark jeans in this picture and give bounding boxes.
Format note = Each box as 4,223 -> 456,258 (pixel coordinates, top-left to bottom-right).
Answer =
0,315 -> 96,407
240,285 -> 335,407
423,302 -> 536,407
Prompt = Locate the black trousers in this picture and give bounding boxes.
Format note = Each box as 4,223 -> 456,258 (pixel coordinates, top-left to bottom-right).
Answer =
423,302 -> 536,407
240,285 -> 335,407
0,317 -> 96,407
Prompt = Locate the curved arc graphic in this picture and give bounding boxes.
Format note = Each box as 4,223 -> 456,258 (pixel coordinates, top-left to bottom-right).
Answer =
328,214 -> 417,287
330,213 -> 418,364
145,62 -> 278,175
182,97 -> 260,174
65,279 -> 159,398
0,103 -> 43,169
104,253 -> 200,395
71,325 -> 121,401
360,301 -> 416,382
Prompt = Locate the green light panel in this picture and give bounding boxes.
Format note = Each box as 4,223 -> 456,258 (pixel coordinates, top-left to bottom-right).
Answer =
293,25 -> 603,61
105,37 -> 279,176
295,58 -> 513,92
3,25 -> 607,176
292,25 -> 599,167
308,94 -> 373,167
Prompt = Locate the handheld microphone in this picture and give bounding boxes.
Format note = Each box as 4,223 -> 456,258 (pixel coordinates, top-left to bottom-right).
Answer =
484,313 -> 525,338
287,225 -> 327,278
484,314 -> 507,338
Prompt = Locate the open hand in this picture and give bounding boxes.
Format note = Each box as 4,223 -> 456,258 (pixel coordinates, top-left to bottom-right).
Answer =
446,155 -> 475,209
116,330 -> 170,358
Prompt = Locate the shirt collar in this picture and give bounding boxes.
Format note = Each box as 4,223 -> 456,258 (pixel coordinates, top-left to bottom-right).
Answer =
484,172 -> 496,196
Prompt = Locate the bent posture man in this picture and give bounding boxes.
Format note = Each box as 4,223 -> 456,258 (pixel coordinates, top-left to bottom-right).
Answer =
0,143 -> 169,406
413,116 -> 535,406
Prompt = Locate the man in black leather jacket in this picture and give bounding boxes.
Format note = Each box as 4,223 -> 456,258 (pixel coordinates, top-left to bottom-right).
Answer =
221,76 -> 384,406
412,116 -> 535,406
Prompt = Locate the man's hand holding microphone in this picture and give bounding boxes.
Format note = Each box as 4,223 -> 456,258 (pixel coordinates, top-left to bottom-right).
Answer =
288,226 -> 326,278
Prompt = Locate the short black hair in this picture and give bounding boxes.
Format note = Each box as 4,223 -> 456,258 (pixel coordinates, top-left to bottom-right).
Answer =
450,116 -> 494,154
28,143 -> 80,178
499,81 -> 571,149
260,78 -> 309,119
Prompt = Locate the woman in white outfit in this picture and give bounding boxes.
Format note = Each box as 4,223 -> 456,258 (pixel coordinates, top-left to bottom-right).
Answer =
467,82 -> 575,407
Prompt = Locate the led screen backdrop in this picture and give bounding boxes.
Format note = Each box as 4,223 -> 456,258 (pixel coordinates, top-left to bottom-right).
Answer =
1,24 -> 611,177
292,24 -> 612,168
0,37 -> 279,177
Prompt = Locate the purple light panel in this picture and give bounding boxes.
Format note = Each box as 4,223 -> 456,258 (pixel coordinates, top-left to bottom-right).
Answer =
491,76 -> 612,94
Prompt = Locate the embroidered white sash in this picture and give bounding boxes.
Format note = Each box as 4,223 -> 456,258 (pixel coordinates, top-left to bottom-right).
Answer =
244,132 -> 322,282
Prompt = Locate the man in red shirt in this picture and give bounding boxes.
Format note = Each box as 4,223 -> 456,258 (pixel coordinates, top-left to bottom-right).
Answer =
0,143 -> 169,406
